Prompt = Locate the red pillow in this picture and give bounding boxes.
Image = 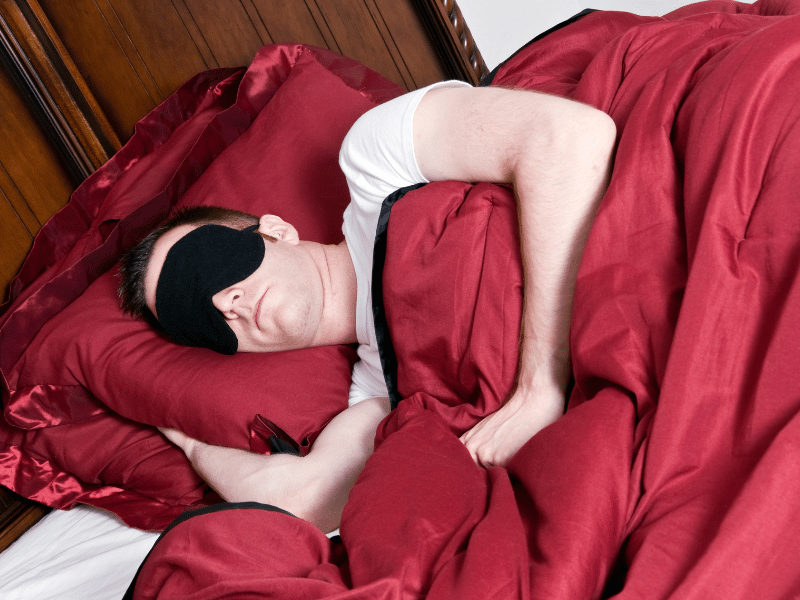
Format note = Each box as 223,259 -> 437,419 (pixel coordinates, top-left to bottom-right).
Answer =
0,43 -> 403,525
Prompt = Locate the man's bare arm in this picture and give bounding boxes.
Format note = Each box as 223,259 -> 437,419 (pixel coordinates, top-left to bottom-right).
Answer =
413,86 -> 616,467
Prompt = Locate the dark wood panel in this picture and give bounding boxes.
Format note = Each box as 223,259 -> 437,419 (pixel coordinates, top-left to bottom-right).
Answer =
103,0 -> 212,96
313,0 -> 406,87
0,186 -> 35,303
37,0 -> 160,142
0,0 -> 120,178
410,0 -> 489,85
0,65 -> 73,223
36,0 -> 476,144
0,487 -> 48,552
179,0 -> 267,68
248,0 -> 330,49
370,0 -> 448,89
0,61 -> 73,302
0,158 -> 38,238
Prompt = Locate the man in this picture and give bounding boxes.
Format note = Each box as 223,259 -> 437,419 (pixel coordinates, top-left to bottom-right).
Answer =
119,82 -> 616,533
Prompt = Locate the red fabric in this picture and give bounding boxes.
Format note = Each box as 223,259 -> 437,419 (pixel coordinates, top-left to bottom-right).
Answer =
0,44 -> 402,529
131,505 -> 349,599
131,0 -> 800,596
381,181 -> 522,433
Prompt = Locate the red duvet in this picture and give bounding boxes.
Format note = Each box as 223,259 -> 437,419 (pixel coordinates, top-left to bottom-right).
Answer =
128,1 -> 800,597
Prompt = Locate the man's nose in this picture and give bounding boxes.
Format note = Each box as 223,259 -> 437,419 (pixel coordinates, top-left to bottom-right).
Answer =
212,286 -> 244,316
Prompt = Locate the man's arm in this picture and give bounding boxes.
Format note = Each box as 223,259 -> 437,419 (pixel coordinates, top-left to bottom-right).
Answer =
413,86 -> 616,467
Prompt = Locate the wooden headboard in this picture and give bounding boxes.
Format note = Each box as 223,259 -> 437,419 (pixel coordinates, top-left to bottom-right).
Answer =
0,0 -> 487,550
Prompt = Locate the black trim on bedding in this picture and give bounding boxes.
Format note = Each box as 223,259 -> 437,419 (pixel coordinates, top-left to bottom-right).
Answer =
269,434 -> 302,456
480,9 -> 598,86
371,183 -> 427,410
122,502 -> 297,599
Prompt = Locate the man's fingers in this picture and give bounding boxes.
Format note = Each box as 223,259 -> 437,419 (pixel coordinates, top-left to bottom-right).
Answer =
158,426 -> 197,455
461,431 -> 496,468
158,426 -> 183,444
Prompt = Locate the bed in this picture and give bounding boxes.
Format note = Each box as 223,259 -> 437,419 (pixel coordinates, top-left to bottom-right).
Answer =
2,0 -> 800,598
0,0 -> 485,594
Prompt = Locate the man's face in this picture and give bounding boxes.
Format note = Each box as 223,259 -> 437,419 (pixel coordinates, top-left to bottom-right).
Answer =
144,221 -> 324,353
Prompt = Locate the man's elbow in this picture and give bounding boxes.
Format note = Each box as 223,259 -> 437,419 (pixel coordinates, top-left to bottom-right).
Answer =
570,108 -> 616,175
510,98 -> 616,191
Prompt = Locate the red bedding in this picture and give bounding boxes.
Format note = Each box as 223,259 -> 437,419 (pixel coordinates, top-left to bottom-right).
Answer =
128,1 -> 800,598
0,45 -> 400,529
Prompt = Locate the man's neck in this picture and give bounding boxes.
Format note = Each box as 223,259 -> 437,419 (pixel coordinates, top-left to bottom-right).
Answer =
303,240 -> 358,346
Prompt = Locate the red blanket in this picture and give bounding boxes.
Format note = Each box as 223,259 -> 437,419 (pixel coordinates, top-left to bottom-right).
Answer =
129,2 -> 800,598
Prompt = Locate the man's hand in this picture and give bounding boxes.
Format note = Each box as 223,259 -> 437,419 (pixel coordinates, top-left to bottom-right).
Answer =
459,383 -> 565,468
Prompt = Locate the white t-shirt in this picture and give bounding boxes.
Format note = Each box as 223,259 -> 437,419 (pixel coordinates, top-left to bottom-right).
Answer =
339,80 -> 471,406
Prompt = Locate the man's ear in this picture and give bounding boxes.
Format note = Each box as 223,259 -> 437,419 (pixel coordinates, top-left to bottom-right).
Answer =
258,214 -> 300,245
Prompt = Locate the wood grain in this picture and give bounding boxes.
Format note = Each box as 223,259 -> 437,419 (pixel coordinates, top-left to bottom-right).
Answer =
36,0 -> 459,143
0,58 -> 74,303
0,0 -> 120,174
0,487 -> 49,552
411,0 -> 488,85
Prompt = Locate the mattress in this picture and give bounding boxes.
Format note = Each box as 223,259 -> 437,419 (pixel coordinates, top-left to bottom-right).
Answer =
0,506 -> 157,599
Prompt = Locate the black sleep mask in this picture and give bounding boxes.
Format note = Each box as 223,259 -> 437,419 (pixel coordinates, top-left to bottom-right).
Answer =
155,224 -> 265,355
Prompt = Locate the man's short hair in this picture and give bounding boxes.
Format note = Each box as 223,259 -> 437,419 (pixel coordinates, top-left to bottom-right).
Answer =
118,206 -> 259,319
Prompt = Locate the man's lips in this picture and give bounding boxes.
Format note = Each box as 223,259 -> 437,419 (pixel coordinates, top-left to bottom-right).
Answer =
254,291 -> 266,331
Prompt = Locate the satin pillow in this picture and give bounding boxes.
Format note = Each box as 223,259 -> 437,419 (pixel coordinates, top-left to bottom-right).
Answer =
0,44 -> 402,526
8,57 -> 376,446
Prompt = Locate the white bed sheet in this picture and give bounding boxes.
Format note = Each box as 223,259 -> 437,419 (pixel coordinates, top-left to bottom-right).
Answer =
0,505 -> 158,599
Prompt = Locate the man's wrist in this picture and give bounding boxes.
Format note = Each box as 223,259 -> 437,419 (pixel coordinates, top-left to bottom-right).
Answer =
507,375 -> 566,415
515,353 -> 570,395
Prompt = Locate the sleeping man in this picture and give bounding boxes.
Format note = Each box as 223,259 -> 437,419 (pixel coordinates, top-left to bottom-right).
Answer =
118,82 -> 616,534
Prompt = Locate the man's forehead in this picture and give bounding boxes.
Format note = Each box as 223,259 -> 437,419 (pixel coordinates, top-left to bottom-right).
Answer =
144,223 -> 199,317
